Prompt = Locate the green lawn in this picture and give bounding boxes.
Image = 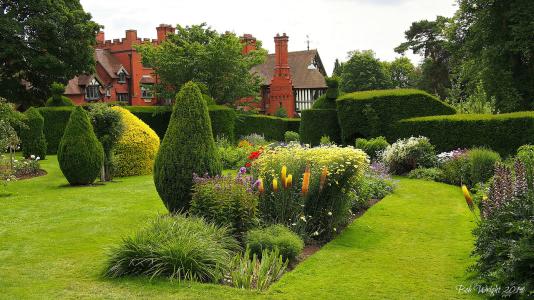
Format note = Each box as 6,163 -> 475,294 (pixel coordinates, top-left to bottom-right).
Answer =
0,156 -> 480,299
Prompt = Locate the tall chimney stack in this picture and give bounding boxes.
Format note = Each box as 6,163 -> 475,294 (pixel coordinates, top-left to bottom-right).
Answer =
267,33 -> 295,117
240,34 -> 257,55
96,31 -> 105,44
156,24 -> 175,43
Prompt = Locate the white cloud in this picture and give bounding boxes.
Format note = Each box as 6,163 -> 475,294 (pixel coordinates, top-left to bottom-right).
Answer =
81,0 -> 457,74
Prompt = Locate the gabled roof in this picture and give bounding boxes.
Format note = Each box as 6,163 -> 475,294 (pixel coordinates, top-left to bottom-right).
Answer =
95,49 -> 124,78
64,74 -> 104,95
251,49 -> 327,89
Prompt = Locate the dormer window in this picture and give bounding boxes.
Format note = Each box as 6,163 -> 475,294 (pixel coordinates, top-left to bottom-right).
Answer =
85,78 -> 101,101
118,71 -> 126,83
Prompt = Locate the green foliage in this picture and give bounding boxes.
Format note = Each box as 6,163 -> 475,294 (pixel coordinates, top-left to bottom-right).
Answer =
235,114 -> 300,142
382,57 -> 418,89
216,137 -> 250,169
123,105 -> 236,141
190,174 -> 258,236
137,23 -> 267,105
352,170 -> 395,211
517,145 -> 534,190
57,107 -> 104,185
395,16 -> 452,99
393,112 -> 534,156
446,80 -> 495,114
229,248 -> 288,291
104,214 -> 239,282
37,107 -> 75,154
284,131 -> 300,143
408,167 -> 444,182
312,76 -> 340,109
87,104 -> 124,181
439,155 -> 469,186
466,148 -> 501,185
340,50 -> 391,93
45,83 -> 74,107
355,136 -> 390,160
20,108 -> 47,159
245,225 -> 304,262
320,135 -> 332,146
299,109 -> 340,146
274,106 -> 288,118
241,133 -> 269,146
154,82 -> 222,213
381,136 -> 436,175
336,89 -> 455,143
450,0 -> 534,112
0,1 -> 100,108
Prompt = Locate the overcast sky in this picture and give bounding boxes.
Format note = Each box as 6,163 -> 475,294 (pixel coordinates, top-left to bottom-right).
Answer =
80,0 -> 458,74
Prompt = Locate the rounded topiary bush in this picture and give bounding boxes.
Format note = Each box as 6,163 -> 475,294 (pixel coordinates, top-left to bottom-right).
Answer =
20,107 -> 47,159
57,106 -> 104,185
45,82 -> 74,107
245,225 -> 304,262
111,106 -> 160,177
154,82 -> 222,213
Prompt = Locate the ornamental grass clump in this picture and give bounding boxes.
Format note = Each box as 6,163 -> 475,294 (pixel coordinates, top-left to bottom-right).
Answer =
252,144 -> 368,240
229,248 -> 288,291
104,214 -> 239,282
154,82 -> 222,213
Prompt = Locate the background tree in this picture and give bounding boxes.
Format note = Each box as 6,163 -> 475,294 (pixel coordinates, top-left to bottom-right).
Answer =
137,23 -> 267,105
0,0 -> 100,108
332,59 -> 343,77
449,0 -> 534,112
88,104 -> 124,182
395,16 -> 452,99
383,57 -> 418,89
340,50 -> 391,93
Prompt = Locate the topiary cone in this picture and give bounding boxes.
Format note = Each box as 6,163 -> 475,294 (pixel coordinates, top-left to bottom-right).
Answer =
58,106 -> 104,185
154,82 -> 222,212
20,107 -> 47,159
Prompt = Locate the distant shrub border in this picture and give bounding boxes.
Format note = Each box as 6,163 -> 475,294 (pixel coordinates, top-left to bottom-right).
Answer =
235,114 -> 300,141
299,109 -> 340,146
37,107 -> 75,154
392,112 -> 534,156
336,89 -> 456,143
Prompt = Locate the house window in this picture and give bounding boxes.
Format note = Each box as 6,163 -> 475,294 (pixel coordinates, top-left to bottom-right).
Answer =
117,93 -> 129,103
85,78 -> 101,101
118,72 -> 126,83
141,84 -> 154,99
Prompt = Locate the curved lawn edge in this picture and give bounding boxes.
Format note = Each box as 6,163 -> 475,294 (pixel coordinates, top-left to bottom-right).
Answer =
268,178 -> 481,299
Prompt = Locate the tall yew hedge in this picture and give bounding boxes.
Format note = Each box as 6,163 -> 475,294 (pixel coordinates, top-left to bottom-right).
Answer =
20,107 -> 47,159
57,107 -> 104,185
154,82 -> 222,213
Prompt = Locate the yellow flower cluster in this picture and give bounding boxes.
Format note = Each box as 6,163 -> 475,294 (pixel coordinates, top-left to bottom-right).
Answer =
111,107 -> 160,177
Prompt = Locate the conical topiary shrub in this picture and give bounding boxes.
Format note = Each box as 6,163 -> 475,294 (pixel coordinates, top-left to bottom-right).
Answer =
20,107 -> 47,159
57,106 -> 104,185
154,82 -> 222,212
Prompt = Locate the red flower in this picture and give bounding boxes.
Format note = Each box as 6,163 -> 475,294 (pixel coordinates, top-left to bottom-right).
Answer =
245,162 -> 252,168
248,151 -> 261,160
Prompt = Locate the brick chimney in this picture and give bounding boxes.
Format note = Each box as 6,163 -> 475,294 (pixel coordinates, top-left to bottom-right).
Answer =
96,31 -> 105,44
156,24 -> 175,42
267,33 -> 295,117
125,29 -> 137,41
240,34 -> 257,55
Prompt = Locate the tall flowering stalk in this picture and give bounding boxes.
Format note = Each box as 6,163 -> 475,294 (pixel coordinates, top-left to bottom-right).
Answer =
319,166 -> 328,192
302,165 -> 311,196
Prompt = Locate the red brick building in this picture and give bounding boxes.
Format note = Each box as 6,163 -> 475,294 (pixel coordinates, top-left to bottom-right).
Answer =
65,24 -> 175,106
65,27 -> 327,114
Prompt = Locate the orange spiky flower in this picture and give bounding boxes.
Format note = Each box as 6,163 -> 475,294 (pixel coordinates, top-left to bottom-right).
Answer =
319,166 -> 328,191
281,166 -> 287,188
302,165 -> 311,196
286,174 -> 293,188
273,178 -> 279,192
258,178 -> 264,194
462,185 -> 474,212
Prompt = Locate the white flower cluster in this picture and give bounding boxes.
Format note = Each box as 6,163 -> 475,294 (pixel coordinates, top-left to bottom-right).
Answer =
381,136 -> 431,163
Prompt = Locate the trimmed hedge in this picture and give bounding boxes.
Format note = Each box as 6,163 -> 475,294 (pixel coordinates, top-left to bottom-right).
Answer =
299,109 -> 341,146
336,89 -> 456,143
20,108 -> 47,159
392,112 -> 534,156
57,107 -> 104,185
37,107 -> 75,154
235,114 -> 300,141
124,105 -> 236,141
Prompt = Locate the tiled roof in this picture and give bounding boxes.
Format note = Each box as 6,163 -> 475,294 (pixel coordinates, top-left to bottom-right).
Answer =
251,49 -> 327,89
95,49 -> 123,78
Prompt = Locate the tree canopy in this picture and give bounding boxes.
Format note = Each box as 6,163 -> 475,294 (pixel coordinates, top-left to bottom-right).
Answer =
340,50 -> 391,93
137,23 -> 267,105
0,0 -> 100,108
